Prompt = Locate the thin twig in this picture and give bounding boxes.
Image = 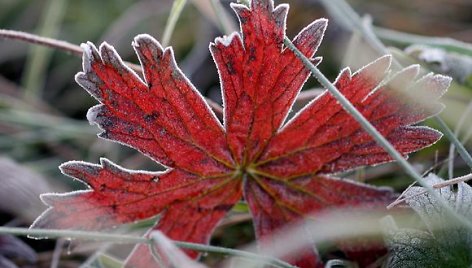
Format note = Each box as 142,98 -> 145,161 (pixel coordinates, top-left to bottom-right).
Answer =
422,157 -> 450,177
433,173 -> 472,189
388,173 -> 472,208
387,180 -> 418,210
0,29 -> 141,71
0,29 -> 82,56
0,29 -> 224,118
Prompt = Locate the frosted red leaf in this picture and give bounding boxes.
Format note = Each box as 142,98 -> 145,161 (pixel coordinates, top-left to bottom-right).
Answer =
31,0 -> 449,267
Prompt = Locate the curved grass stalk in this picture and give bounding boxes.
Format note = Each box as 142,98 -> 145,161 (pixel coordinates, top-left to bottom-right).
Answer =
374,26 -> 472,57
283,36 -> 472,231
208,0 -> 237,35
22,0 -> 67,99
0,227 -> 296,268
318,0 -> 472,170
448,101 -> 472,179
162,0 -> 188,47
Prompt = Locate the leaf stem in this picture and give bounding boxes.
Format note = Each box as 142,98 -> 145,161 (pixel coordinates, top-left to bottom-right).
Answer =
0,227 -> 295,268
283,36 -> 472,230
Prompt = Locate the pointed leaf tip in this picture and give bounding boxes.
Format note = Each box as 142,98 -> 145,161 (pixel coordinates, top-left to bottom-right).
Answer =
39,193 -> 59,207
133,33 -> 165,54
388,64 -> 420,90
85,104 -> 100,125
214,33 -> 239,47
80,42 -> 96,72
292,18 -> 328,58
356,55 -> 391,81
334,67 -> 353,84
59,161 -> 101,183
98,42 -> 124,70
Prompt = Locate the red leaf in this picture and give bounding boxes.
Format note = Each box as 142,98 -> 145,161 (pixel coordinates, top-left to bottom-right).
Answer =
210,1 -> 325,163
245,175 -> 396,267
77,37 -> 233,175
31,0 -> 450,267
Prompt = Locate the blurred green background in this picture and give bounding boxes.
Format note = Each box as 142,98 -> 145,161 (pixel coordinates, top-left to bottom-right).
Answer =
1,0 -> 472,267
